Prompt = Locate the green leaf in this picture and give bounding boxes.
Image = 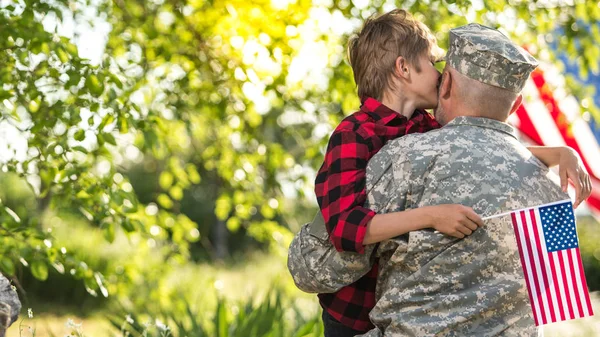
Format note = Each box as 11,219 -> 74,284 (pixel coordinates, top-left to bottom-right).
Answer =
103,222 -> 116,243
56,48 -> 70,63
159,171 -> 174,190
226,217 -> 240,232
28,99 -> 40,113
31,260 -> 49,281
186,164 -> 201,184
121,218 -> 135,232
118,116 -> 128,133
74,129 -> 86,141
85,74 -> 104,97
65,42 -> 78,56
103,132 -> 117,145
215,196 -> 231,221
109,73 -> 123,89
0,257 -> 15,275
96,133 -> 105,146
71,146 -> 88,153
157,194 -> 173,209
169,185 -> 183,200
99,114 -> 114,129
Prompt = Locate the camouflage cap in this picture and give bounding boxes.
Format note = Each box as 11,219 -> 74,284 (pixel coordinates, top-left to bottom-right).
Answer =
446,23 -> 538,93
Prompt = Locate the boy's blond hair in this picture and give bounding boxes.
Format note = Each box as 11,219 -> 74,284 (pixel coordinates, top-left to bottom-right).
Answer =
348,9 -> 443,101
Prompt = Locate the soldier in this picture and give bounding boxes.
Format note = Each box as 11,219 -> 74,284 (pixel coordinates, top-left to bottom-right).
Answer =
290,23 -> 577,336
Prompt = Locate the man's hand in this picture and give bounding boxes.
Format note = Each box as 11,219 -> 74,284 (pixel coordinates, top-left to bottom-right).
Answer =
425,204 -> 484,239
558,147 -> 592,209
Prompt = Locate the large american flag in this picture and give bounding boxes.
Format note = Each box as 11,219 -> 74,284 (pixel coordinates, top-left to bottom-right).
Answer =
510,200 -> 594,325
509,65 -> 600,219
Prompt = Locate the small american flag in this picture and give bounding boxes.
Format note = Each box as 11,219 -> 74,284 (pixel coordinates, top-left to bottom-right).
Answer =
510,200 -> 594,325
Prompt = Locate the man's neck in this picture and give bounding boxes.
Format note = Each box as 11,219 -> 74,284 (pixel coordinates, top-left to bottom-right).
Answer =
450,108 -> 509,123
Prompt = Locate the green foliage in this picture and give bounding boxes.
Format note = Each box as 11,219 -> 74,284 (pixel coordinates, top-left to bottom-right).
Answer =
109,290 -> 322,337
575,216 -> 600,291
1,0 -> 600,308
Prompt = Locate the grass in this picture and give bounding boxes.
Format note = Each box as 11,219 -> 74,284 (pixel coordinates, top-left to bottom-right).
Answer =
5,253 -> 320,337
8,230 -> 600,336
6,314 -> 113,337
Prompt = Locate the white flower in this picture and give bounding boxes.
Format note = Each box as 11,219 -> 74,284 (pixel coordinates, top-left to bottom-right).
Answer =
65,318 -> 82,329
155,319 -> 169,331
27,308 -> 33,318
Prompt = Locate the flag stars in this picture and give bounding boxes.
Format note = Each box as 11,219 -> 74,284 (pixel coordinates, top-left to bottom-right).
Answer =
540,202 -> 578,252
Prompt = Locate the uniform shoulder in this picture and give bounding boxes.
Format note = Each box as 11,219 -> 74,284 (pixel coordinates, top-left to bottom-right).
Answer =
385,127 -> 445,153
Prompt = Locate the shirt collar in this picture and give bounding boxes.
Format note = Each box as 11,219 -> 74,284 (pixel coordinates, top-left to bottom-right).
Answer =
361,97 -> 426,125
445,116 -> 517,139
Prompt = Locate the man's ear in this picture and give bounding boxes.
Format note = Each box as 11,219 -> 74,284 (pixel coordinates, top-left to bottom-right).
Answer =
439,70 -> 452,99
394,56 -> 410,80
509,94 -> 523,115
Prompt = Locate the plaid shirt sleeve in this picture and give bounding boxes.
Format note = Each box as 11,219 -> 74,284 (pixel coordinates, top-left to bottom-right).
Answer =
315,129 -> 376,254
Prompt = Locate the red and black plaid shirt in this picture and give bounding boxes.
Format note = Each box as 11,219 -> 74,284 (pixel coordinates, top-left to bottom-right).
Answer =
315,97 -> 441,331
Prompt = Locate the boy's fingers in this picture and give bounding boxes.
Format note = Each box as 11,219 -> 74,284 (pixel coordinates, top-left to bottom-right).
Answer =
572,172 -> 584,208
559,168 -> 568,192
464,209 -> 484,227
452,231 -> 466,239
581,171 -> 592,199
456,226 -> 473,236
461,220 -> 478,231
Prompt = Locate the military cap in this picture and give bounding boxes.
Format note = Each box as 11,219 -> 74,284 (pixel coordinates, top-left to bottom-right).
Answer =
445,23 -> 538,92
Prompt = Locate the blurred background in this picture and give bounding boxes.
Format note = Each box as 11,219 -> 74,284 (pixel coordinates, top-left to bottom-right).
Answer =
1,0 -> 600,336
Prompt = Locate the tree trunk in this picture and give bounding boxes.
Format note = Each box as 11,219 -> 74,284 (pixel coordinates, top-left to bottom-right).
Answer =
214,219 -> 228,260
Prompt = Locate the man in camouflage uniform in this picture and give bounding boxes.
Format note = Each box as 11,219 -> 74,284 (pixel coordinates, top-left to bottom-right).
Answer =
288,23 -> 568,336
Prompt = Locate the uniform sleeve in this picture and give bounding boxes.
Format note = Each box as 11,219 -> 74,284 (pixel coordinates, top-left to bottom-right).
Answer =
315,129 -> 376,253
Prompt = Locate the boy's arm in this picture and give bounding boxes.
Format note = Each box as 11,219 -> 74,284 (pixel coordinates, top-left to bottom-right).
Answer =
315,129 -> 375,253
527,146 -> 591,208
363,205 -> 482,244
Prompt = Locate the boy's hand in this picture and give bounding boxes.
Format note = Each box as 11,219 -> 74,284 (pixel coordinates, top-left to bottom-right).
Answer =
426,204 -> 483,238
558,147 -> 592,209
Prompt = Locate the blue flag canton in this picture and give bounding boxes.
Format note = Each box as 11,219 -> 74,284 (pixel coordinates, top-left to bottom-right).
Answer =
540,202 -> 578,253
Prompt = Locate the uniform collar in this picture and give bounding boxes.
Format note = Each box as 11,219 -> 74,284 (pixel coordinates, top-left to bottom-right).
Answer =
445,116 -> 517,139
